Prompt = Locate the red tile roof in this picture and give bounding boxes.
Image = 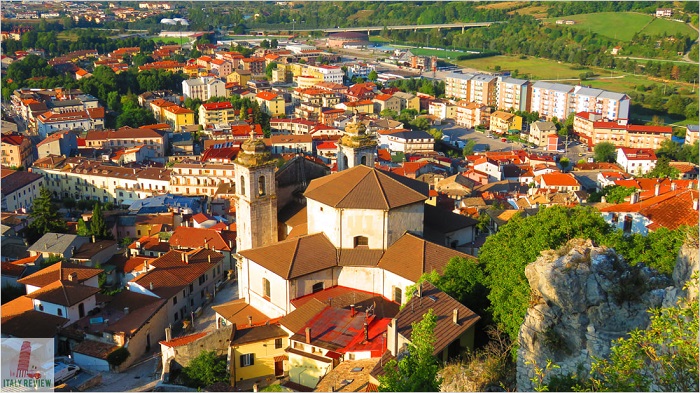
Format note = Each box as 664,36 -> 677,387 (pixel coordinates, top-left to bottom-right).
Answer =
256,91 -> 279,101
539,172 -> 580,187
201,101 -> 233,110
160,332 -> 208,348
18,261 -> 102,288
164,106 -> 194,115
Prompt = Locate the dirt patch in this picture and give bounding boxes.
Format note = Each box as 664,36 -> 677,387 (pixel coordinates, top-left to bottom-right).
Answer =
476,1 -> 522,10
347,9 -> 374,21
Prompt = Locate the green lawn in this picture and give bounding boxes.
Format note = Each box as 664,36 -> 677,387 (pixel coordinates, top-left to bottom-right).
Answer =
57,31 -> 79,42
150,36 -> 186,44
544,12 -> 697,41
641,18 -> 698,38
408,47 -> 468,59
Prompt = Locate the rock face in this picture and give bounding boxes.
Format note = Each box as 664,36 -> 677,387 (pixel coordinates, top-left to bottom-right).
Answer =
516,239 -> 677,391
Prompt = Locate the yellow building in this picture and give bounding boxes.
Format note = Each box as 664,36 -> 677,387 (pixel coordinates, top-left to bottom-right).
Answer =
229,324 -> 288,389
342,99 -> 374,114
163,106 -> 195,131
294,75 -> 321,89
227,69 -> 252,86
255,92 -> 286,117
489,110 -> 522,135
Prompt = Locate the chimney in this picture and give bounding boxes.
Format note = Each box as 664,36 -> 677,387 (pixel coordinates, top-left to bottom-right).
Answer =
185,253 -> 189,263
248,315 -> 253,326
601,196 -> 607,204
207,254 -> 211,263
305,327 -> 311,344
350,304 -> 355,317
655,182 -> 661,197
364,322 -> 369,342
124,307 -> 129,315
630,192 -> 639,204
67,272 -> 78,282
92,235 -> 96,243
143,260 -> 148,271
181,252 -> 186,262
165,327 -> 172,342
672,182 -> 677,191
694,199 -> 699,211
136,241 -> 141,249
149,282 -> 154,291
453,309 -> 459,325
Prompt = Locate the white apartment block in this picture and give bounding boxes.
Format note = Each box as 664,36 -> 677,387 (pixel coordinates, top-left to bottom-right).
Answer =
497,77 -> 530,112
182,76 -> 227,101
530,81 -> 575,121
571,86 -> 630,121
170,162 -> 236,197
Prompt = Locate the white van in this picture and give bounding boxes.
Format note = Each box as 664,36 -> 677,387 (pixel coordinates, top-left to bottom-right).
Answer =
54,362 -> 80,384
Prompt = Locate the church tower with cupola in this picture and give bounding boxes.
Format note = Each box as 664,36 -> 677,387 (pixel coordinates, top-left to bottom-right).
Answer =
337,114 -> 377,171
233,131 -> 278,254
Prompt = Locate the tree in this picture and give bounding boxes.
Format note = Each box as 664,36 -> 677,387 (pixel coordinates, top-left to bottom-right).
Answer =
380,108 -> 397,119
183,350 -> 228,388
368,69 -> 378,81
589,185 -> 636,204
265,61 -> 278,80
270,38 -> 278,48
116,106 -> 156,128
645,156 -> 680,179
260,39 -> 270,49
480,206 -> 613,347
462,140 -> 477,156
559,156 -> 570,169
593,142 -> 616,163
27,187 -> 67,244
76,218 -> 90,237
378,309 -> 441,392
90,203 -> 112,240
587,293 -> 698,392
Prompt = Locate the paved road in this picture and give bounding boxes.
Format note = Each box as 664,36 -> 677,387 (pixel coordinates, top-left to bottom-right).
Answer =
92,352 -> 161,392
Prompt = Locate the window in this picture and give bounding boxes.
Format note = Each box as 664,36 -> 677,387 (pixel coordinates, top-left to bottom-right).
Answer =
240,354 -> 254,367
393,286 -> 402,304
189,284 -> 194,293
275,338 -> 283,349
38,304 -> 44,311
174,313 -> 179,321
57,309 -> 63,317
79,303 -> 85,318
173,296 -> 177,305
258,175 -> 266,196
612,213 -> 619,223
354,236 -> 368,248
312,282 -> 324,293
263,278 -> 271,299
361,155 -> 367,166
623,215 -> 633,233
240,175 -> 245,196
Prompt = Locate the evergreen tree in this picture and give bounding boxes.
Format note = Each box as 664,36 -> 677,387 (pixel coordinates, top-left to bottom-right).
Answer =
27,187 -> 67,244
90,203 -> 112,240
76,218 -> 90,237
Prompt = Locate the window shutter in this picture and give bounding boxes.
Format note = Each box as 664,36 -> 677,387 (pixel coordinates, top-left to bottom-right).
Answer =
250,355 -> 254,366
240,355 -> 245,366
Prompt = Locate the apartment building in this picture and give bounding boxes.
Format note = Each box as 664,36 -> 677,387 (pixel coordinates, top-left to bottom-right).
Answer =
36,130 -> 78,159
241,57 -> 266,76
170,162 -> 236,196
182,77 -> 227,101
445,72 -> 472,101
570,86 -> 630,121
373,94 -> 402,114
304,65 -> 344,85
469,74 -> 498,107
32,157 -> 171,205
497,77 -> 531,112
429,99 -> 456,120
36,109 -> 104,138
528,121 -> 558,148
1,133 -> 34,169
198,101 -> 238,126
616,148 -> 657,175
1,169 -> 43,212
84,128 -> 168,158
255,91 -> 286,117
163,106 -> 195,130
530,82 -> 576,121
455,101 -> 491,128
574,113 -> 672,150
490,111 -> 522,134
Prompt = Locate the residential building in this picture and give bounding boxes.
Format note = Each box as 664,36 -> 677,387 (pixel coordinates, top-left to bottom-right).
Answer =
497,77 -> 530,112
1,133 -> 34,169
255,91 -> 286,117
686,125 -> 699,146
570,86 -> 630,121
392,91 -> 420,112
127,248 -> 225,326
599,188 -> 698,235
198,101 -> 238,126
169,162 -> 236,197
304,65 -> 344,85
182,77 -> 227,101
444,72 -> 473,101
36,130 -> 78,159
490,111 -> 522,134
530,82 -> 575,121
228,323 -> 288,389
169,226 -> 236,272
377,129 -> 434,153
528,121 -> 558,147
536,172 -> 581,192
84,127 -> 167,159
428,99 -> 456,120
270,134 -> 314,155
242,57 -> 266,76
656,8 -> 673,17
469,74 -> 498,106
1,169 -> 43,212
227,69 -> 252,86
149,98 -> 179,122
163,106 -> 195,130
36,110 -> 95,138
455,101 -> 491,128
579,121 -> 673,150
373,94 -> 401,115
616,148 -> 657,175
27,233 -> 90,260
210,58 -> 233,78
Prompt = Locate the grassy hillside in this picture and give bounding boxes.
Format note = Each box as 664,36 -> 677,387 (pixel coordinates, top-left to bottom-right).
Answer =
544,12 -> 697,41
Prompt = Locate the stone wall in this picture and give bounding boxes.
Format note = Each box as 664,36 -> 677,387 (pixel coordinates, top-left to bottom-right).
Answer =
167,325 -> 233,371
515,239 -> 684,391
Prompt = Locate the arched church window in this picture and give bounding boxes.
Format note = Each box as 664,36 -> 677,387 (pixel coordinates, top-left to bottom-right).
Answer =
361,155 -> 367,166
240,175 -> 245,196
354,236 -> 368,248
258,175 -> 266,197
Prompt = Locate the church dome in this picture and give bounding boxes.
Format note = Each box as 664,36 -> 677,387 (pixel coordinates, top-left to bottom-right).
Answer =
236,135 -> 273,167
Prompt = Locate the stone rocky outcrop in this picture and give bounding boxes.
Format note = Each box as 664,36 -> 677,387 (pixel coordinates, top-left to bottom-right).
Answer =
515,238 -> 697,391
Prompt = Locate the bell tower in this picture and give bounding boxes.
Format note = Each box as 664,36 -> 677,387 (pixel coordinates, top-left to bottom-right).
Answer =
233,130 -> 278,253
337,114 -> 377,171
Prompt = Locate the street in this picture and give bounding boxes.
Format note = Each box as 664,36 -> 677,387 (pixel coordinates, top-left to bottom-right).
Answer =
192,279 -> 239,332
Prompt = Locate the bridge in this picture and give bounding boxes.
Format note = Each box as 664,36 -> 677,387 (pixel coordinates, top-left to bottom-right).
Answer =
250,22 -> 502,35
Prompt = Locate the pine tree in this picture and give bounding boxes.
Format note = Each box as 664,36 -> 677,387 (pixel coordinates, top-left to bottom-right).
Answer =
27,187 -> 67,244
90,203 -> 112,240
76,218 -> 91,237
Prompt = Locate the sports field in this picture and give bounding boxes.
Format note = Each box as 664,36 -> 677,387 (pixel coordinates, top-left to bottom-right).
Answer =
455,55 -> 610,80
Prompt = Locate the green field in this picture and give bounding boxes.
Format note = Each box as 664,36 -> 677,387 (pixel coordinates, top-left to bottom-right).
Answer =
57,31 -> 79,42
406,47 -> 468,59
150,36 -> 186,44
544,12 -> 698,41
455,55 -> 610,80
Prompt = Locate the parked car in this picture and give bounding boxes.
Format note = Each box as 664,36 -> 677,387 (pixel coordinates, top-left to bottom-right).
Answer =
54,362 -> 80,384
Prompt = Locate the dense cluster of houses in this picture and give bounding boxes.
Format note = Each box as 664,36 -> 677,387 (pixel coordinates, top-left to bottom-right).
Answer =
0,23 -> 698,392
